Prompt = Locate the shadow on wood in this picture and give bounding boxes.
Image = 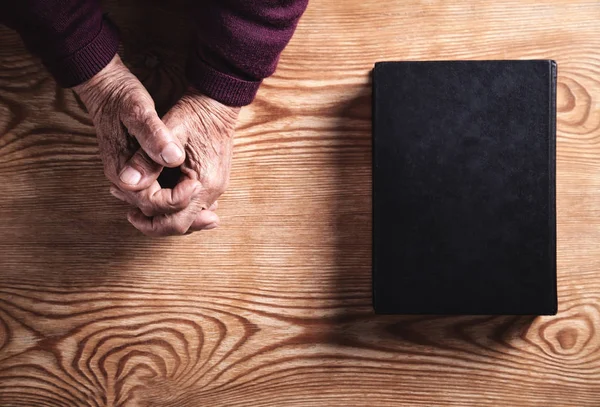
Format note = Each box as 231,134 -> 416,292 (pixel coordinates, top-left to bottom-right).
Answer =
327,77 -> 536,353
0,3 -> 190,282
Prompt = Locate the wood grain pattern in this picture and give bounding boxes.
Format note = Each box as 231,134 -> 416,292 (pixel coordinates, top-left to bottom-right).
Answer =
1,0 -> 600,405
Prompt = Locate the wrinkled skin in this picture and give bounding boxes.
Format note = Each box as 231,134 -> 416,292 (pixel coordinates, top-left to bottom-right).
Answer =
74,54 -> 239,236
114,90 -> 239,236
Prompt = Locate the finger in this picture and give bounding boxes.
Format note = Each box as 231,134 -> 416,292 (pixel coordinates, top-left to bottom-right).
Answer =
111,179 -> 201,217
127,208 -> 194,237
117,149 -> 163,191
109,187 -> 127,202
188,210 -> 220,232
141,179 -> 200,216
121,103 -> 185,168
208,201 -> 218,211
96,130 -> 137,188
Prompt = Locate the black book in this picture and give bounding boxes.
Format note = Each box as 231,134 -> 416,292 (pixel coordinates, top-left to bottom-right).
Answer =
372,60 -> 557,315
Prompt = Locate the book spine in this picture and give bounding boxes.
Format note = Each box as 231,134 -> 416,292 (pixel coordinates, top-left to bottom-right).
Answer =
549,60 -> 558,314
371,65 -> 379,313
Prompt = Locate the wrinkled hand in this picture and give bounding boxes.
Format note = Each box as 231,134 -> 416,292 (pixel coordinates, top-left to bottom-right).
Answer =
110,89 -> 240,236
74,54 -> 190,197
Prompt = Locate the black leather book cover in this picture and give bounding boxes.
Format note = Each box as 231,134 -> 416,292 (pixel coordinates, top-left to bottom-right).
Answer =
372,60 -> 557,315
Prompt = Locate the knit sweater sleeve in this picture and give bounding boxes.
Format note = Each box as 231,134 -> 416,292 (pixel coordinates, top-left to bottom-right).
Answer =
0,0 -> 308,102
186,0 -> 309,107
0,0 -> 119,88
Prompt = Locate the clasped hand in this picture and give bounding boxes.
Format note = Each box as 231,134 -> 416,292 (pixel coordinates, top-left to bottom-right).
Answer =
74,55 -> 239,236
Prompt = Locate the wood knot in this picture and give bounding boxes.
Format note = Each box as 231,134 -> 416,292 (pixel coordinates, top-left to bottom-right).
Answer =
526,304 -> 600,360
556,76 -> 600,136
555,328 -> 578,350
557,82 -> 575,113
542,314 -> 593,357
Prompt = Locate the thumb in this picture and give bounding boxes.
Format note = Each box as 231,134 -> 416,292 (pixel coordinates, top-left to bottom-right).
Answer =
121,103 -> 185,168
116,148 -> 163,191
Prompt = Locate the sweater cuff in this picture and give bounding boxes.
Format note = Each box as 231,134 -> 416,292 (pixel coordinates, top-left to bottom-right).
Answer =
186,54 -> 262,107
49,18 -> 119,88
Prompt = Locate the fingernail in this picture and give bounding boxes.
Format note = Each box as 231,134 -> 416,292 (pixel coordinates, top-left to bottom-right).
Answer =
119,166 -> 142,185
109,188 -> 125,201
205,223 -> 218,230
161,142 -> 183,164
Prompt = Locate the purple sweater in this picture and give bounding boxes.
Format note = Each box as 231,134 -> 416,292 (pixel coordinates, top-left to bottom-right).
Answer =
0,0 -> 308,106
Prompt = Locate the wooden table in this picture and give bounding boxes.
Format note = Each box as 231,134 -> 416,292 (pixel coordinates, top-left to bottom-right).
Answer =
1,1 -> 599,406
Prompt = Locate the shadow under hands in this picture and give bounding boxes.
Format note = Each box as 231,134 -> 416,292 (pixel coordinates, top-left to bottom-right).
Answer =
0,2 -> 193,283
0,27 -> 137,283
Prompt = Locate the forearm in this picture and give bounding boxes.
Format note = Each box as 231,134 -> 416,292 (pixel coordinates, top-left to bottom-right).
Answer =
187,0 -> 309,107
0,0 -> 119,87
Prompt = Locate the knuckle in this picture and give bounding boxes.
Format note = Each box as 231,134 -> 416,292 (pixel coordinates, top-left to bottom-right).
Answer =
205,176 -> 228,196
171,222 -> 189,235
149,220 -> 164,236
140,207 -> 154,217
139,201 -> 154,217
150,193 -> 176,213
166,194 -> 187,211
141,113 -> 159,133
164,194 -> 177,208
137,111 -> 164,139
129,101 -> 152,123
